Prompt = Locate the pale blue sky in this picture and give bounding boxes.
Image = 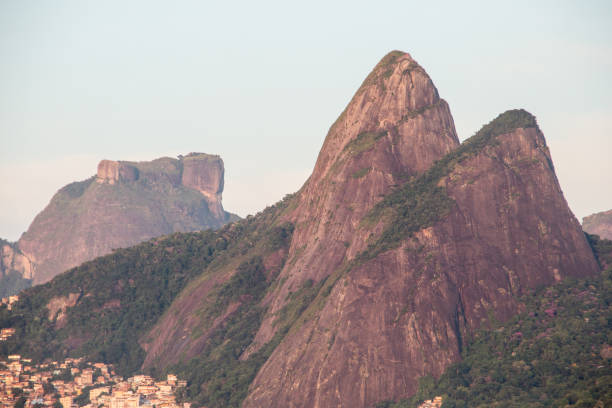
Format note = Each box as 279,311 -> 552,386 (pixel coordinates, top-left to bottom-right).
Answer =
1,0 -> 611,241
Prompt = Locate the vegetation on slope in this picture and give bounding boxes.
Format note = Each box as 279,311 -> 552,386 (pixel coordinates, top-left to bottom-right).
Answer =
377,236 -> 612,408
0,109 -> 552,408
361,109 -> 538,260
0,194 -> 295,381
0,230 -> 220,375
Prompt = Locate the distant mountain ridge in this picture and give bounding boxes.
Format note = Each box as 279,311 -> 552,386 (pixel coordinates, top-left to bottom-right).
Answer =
1,152 -> 237,292
583,209 -> 612,240
0,51 -> 600,408
0,239 -> 33,297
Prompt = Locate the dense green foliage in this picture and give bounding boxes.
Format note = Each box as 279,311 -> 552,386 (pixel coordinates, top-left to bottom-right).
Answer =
0,230 -> 221,376
157,205 -> 300,407
362,109 -> 538,260
587,233 -> 612,268
0,193 -> 295,382
169,294 -> 269,407
345,131 -> 387,155
378,237 -> 612,408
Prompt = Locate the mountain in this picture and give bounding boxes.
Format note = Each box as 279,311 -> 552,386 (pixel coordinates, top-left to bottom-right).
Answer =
0,239 -> 34,297
0,51 -> 600,408
380,237 -> 612,408
6,153 -> 237,289
583,209 -> 612,240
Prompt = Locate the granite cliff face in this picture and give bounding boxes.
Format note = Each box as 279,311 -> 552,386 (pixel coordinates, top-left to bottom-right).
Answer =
583,209 -> 612,240
137,52 -> 598,407
238,54 -> 598,408
0,239 -> 34,297
16,153 -> 235,286
2,51 -> 600,408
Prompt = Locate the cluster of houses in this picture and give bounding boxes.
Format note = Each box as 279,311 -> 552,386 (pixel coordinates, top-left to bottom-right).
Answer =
0,355 -> 188,408
0,328 -> 15,341
0,296 -> 19,311
418,396 -> 443,408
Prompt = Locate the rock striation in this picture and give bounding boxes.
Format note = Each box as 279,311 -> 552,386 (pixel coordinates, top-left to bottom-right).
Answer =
1,50 -> 600,408
14,153 -> 236,286
136,51 -> 598,407
237,52 -> 598,408
583,209 -> 612,240
0,240 -> 34,297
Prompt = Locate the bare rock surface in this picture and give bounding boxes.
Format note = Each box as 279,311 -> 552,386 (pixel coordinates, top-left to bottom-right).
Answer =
15,153 -> 236,286
140,51 -> 598,408
239,52 -> 598,408
583,209 -> 612,240
0,240 -> 34,296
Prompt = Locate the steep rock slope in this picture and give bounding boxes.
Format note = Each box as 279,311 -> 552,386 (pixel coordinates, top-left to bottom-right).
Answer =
0,51 -> 600,408
243,111 -> 598,408
583,209 -> 612,240
142,51 -> 460,370
137,51 -> 598,407
17,153 -> 236,285
0,239 -> 34,297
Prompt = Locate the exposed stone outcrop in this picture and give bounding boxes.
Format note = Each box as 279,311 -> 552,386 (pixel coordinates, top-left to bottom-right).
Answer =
583,209 -> 612,240
244,50 -> 460,360
47,292 -> 80,322
181,153 -> 225,218
141,51 -> 598,408
1,242 -> 34,280
238,54 -> 599,408
96,160 -> 139,184
8,50 -> 597,408
15,154 -> 236,286
0,240 -> 34,297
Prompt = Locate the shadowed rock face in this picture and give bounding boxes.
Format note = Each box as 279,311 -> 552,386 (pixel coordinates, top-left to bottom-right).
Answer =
0,240 -> 33,297
181,154 -> 225,218
583,209 -> 612,240
16,153 -> 236,286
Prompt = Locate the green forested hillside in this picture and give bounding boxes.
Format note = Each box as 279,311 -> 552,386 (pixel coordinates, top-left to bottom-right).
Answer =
0,194 -> 294,380
378,235 -> 612,408
2,110 -> 607,408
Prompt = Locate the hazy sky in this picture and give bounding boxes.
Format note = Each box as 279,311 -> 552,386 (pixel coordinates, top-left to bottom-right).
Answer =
1,0 -> 611,241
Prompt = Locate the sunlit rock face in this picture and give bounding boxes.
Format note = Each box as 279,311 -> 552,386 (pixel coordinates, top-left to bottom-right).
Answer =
239,52 -> 598,408
583,209 -> 612,240
17,153 -> 236,286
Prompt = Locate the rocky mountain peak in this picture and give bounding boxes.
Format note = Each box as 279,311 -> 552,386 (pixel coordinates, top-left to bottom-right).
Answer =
238,50 -> 461,360
4,51 -> 601,408
310,51 -> 452,185
15,153 -> 235,286
583,209 -> 612,240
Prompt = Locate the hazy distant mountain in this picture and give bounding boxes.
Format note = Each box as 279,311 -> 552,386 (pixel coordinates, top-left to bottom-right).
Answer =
0,239 -> 33,297
1,153 -> 237,291
2,51 -> 602,408
583,209 -> 612,240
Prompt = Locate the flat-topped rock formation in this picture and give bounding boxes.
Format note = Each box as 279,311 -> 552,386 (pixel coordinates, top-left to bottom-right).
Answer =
14,153 -> 236,286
